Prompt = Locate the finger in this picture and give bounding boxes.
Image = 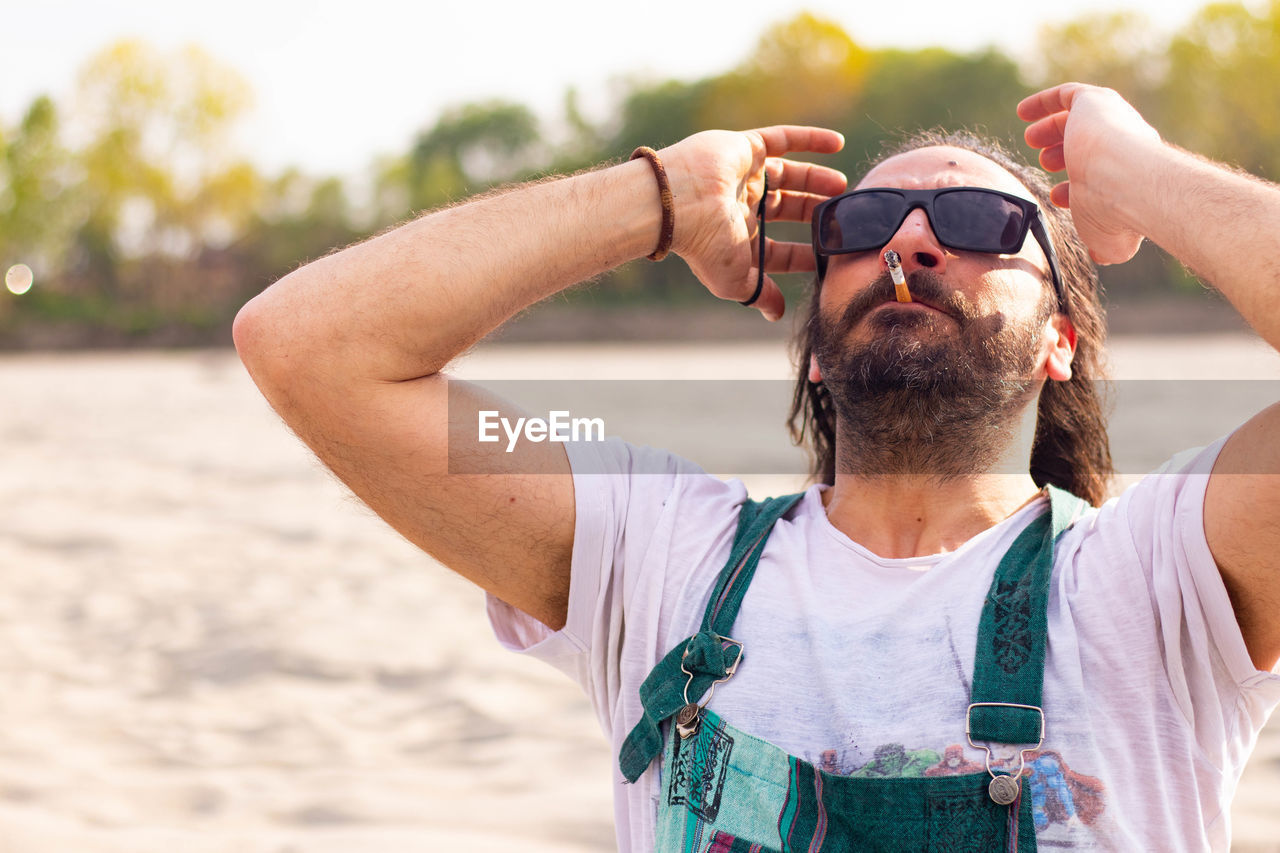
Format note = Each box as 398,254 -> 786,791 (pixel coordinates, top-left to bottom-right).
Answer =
766,158 -> 847,198
745,270 -> 786,322
1038,143 -> 1066,173
765,190 -> 831,224
1050,182 -> 1070,209
751,126 -> 845,157
1024,112 -> 1070,152
1017,82 -> 1085,122
764,239 -> 817,274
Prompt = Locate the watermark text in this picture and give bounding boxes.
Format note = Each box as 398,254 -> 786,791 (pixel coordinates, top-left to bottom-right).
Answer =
478,410 -> 605,452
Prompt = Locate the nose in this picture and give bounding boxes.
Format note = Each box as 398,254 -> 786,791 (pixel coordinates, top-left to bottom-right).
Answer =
884,208 -> 947,277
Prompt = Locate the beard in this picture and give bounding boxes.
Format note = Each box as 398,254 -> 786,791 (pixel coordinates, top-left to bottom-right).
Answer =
811,268 -> 1053,479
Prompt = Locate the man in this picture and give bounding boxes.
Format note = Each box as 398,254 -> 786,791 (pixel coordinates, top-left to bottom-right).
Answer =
234,83 -> 1280,850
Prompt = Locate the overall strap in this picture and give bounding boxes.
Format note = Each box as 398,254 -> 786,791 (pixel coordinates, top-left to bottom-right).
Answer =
967,485 -> 1089,746
701,493 -> 807,634
618,492 -> 804,783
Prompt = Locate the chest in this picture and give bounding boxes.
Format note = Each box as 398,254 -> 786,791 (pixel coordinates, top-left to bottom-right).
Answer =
695,552 -> 1028,773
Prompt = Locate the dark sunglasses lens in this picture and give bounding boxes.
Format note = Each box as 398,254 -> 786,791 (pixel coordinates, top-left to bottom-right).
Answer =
933,191 -> 1028,253
819,191 -> 903,252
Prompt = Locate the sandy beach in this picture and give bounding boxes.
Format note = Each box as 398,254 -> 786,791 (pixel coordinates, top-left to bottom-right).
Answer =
1,337 -> 1278,852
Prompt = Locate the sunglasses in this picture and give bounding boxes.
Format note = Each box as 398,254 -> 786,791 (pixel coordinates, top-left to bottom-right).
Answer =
811,187 -> 1065,307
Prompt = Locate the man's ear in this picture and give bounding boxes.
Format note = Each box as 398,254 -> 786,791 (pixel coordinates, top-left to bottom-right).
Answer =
808,353 -> 823,384
1044,313 -> 1077,382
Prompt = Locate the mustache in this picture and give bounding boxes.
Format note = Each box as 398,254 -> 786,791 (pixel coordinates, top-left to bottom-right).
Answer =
824,269 -> 972,341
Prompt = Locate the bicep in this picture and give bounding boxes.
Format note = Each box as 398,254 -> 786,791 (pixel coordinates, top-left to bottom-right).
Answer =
282,372 -> 576,630
1204,402 -> 1280,671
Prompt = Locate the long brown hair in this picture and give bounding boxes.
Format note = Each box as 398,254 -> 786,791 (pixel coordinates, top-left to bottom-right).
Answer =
787,130 -> 1114,506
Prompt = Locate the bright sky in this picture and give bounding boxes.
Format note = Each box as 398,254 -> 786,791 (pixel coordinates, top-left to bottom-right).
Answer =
5,0 -> 1232,177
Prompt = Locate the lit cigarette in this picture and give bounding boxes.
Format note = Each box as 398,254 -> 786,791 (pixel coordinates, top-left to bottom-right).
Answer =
884,249 -> 910,302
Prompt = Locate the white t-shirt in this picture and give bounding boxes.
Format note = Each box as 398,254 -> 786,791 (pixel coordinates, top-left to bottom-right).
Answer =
487,436 -> 1280,852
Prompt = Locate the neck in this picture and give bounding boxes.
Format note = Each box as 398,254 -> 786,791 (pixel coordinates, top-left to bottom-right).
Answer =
823,472 -> 1043,559
823,402 -> 1043,559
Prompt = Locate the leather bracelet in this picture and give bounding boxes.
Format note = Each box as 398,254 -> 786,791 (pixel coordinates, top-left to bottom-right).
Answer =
630,146 -> 674,261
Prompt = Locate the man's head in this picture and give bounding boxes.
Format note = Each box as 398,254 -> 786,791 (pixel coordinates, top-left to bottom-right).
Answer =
788,131 -> 1113,505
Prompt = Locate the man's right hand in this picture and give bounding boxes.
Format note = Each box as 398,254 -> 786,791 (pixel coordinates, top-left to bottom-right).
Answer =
233,123 -> 845,631
663,127 -> 846,321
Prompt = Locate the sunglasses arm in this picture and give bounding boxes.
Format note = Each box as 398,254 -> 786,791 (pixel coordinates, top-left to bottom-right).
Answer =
1029,214 -> 1066,310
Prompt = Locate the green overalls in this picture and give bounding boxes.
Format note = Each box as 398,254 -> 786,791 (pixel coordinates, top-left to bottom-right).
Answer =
619,487 -> 1087,852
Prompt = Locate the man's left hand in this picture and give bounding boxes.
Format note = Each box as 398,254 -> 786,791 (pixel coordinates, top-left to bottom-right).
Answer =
1018,82 -> 1163,265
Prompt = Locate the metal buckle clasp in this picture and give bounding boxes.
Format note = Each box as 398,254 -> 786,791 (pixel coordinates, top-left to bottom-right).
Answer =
675,635 -> 744,739
965,701 -> 1045,784
680,634 -> 743,706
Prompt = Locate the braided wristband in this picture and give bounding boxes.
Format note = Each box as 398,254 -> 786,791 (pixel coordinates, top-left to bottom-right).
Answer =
630,146 -> 674,261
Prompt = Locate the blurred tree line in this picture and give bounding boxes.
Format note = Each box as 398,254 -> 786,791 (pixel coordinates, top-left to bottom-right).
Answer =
1,3 -> 1277,347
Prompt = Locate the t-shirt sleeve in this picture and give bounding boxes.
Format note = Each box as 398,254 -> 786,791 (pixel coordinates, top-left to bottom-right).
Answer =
485,436 -> 743,740
1105,436 -> 1280,768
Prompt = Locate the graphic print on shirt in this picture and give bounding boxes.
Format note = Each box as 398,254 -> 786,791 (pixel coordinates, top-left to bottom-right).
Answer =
1024,749 -> 1105,832
920,744 -> 1106,834
924,744 -> 985,776
848,743 -> 941,777
807,743 -> 942,778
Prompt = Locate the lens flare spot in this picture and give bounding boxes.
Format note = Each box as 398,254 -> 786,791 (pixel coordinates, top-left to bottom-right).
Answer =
5,264 -> 34,295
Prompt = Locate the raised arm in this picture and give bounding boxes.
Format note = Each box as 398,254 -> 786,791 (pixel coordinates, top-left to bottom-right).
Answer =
232,127 -> 846,630
1020,82 -> 1280,670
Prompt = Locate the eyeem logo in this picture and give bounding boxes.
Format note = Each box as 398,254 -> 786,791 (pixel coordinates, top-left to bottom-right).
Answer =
478,410 -> 606,453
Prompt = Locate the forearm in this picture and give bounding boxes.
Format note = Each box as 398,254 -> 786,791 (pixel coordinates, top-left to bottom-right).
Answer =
234,156 -> 662,393
1111,142 -> 1280,345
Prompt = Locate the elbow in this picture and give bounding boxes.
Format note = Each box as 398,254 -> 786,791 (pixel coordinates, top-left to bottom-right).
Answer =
232,291 -> 270,378
232,283 -> 300,402
232,272 -> 348,417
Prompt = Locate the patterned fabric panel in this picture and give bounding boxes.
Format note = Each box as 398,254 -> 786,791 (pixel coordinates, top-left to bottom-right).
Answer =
708,831 -> 780,853
658,710 -> 1036,853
